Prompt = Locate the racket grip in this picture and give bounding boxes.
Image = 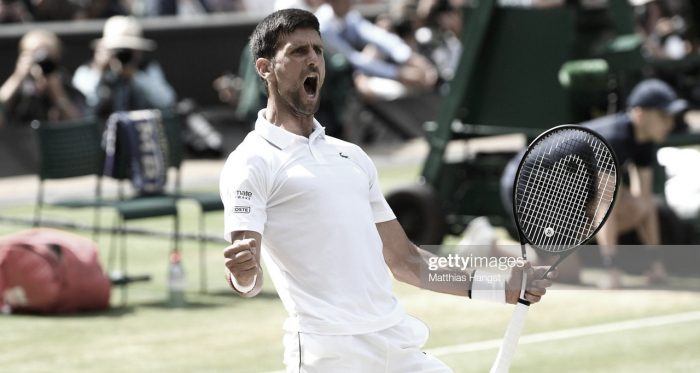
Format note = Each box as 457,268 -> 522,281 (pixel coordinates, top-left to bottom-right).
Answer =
490,302 -> 530,373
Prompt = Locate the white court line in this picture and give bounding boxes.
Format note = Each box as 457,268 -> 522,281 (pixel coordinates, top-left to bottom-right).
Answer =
426,310 -> 700,357
261,310 -> 700,373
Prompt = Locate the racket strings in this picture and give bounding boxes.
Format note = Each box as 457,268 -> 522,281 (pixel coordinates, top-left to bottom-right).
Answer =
519,135 -> 593,248
521,136 -> 596,248
515,129 -> 617,252
590,140 -> 617,222
533,154 -> 592,246
519,160 -> 589,244
520,131 -> 615,249
519,133 -> 592,248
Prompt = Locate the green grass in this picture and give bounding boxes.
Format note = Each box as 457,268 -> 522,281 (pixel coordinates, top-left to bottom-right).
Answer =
1,164 -> 699,373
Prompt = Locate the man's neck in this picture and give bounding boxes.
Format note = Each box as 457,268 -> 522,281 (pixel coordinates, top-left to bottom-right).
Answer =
265,98 -> 315,138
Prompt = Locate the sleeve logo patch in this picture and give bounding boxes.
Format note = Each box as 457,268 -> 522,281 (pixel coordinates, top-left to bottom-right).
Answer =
234,206 -> 250,214
236,190 -> 253,200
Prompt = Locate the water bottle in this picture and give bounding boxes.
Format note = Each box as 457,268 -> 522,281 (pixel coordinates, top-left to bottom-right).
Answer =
168,252 -> 186,308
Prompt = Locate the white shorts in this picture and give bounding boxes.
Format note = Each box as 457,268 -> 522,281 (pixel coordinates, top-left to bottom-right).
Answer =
282,315 -> 453,373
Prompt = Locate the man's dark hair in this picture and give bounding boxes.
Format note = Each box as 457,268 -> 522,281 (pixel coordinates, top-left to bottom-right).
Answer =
249,9 -> 320,92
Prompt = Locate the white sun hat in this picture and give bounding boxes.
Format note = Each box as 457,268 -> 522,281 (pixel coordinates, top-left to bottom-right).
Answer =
92,16 -> 156,51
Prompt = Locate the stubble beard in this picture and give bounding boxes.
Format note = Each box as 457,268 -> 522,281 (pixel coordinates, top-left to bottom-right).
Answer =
273,62 -> 322,116
279,86 -> 321,116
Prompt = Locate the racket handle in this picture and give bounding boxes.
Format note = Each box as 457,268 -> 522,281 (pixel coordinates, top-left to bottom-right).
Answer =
490,302 -> 530,373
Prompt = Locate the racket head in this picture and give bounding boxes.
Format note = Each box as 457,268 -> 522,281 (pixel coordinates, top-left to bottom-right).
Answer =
512,124 -> 620,253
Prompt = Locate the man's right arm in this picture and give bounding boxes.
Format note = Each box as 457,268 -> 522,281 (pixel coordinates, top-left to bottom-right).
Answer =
220,147 -> 269,298
223,230 -> 264,298
0,52 -> 33,109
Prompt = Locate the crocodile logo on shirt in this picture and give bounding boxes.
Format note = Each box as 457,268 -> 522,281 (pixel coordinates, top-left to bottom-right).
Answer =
339,152 -> 349,159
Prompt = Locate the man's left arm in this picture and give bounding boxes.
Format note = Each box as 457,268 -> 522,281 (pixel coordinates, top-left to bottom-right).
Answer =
629,163 -> 653,198
377,219 -> 466,295
628,163 -> 661,245
377,219 -> 555,304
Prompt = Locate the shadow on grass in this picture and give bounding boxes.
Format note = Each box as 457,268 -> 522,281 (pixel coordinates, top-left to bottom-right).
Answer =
138,300 -> 228,309
203,289 -> 280,300
12,306 -> 137,318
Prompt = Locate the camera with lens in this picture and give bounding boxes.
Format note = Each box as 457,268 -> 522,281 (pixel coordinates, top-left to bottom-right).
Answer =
33,49 -> 57,75
114,48 -> 134,65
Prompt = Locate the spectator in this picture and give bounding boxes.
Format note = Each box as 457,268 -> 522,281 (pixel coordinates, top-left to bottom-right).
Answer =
0,30 -> 83,125
412,0 -> 463,82
203,0 -> 243,12
141,0 -> 244,17
73,15 -> 176,117
31,0 -> 82,21
315,0 -> 438,100
274,0 -> 322,12
78,0 -> 129,20
240,0 -> 276,15
0,0 -> 33,23
634,0 -> 695,60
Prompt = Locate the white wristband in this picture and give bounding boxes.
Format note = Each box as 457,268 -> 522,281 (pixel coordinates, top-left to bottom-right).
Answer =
230,273 -> 257,294
470,270 -> 506,304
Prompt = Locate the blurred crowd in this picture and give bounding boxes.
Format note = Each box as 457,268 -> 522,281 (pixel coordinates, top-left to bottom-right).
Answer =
2,0 -> 700,135
0,15 -> 177,128
0,0 -> 240,22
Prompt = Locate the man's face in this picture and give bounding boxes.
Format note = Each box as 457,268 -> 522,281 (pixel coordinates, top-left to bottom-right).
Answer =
639,108 -> 675,143
269,28 -> 325,116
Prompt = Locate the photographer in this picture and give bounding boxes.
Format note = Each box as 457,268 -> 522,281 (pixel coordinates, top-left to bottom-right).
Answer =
73,15 -> 176,117
0,30 -> 83,125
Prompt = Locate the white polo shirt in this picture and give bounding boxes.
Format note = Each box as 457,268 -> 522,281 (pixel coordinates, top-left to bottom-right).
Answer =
220,109 -> 404,335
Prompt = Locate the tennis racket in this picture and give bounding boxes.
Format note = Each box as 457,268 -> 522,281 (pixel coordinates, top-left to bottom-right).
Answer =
491,125 -> 620,373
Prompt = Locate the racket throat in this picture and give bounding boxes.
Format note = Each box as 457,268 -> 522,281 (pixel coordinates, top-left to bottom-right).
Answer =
519,270 -> 528,302
518,243 -> 528,301
539,250 -> 575,280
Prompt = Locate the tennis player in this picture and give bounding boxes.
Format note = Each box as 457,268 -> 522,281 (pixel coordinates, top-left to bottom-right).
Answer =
221,9 -> 555,372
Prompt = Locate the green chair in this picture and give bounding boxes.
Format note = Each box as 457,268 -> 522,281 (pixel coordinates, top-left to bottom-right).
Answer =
104,112 -> 181,304
160,110 -> 224,293
107,110 -> 223,295
32,117 -> 104,240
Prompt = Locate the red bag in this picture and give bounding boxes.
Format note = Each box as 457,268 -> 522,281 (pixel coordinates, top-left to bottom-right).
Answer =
0,228 -> 111,314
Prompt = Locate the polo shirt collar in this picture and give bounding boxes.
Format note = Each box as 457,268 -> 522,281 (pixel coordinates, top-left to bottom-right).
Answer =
255,109 -> 325,149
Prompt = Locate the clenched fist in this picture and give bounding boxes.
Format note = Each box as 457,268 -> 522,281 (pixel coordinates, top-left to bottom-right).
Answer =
223,238 -> 259,288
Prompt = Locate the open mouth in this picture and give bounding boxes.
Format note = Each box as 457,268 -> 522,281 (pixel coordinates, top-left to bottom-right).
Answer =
303,75 -> 318,99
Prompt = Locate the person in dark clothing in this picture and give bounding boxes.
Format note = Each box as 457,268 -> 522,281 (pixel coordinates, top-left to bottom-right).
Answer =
0,30 -> 84,125
0,0 -> 33,23
500,79 -> 687,288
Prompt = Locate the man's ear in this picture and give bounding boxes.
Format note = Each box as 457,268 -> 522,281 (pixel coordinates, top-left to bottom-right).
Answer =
629,106 -> 643,124
255,58 -> 273,83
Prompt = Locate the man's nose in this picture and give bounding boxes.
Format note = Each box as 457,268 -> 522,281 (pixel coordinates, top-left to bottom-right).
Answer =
308,50 -> 320,65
